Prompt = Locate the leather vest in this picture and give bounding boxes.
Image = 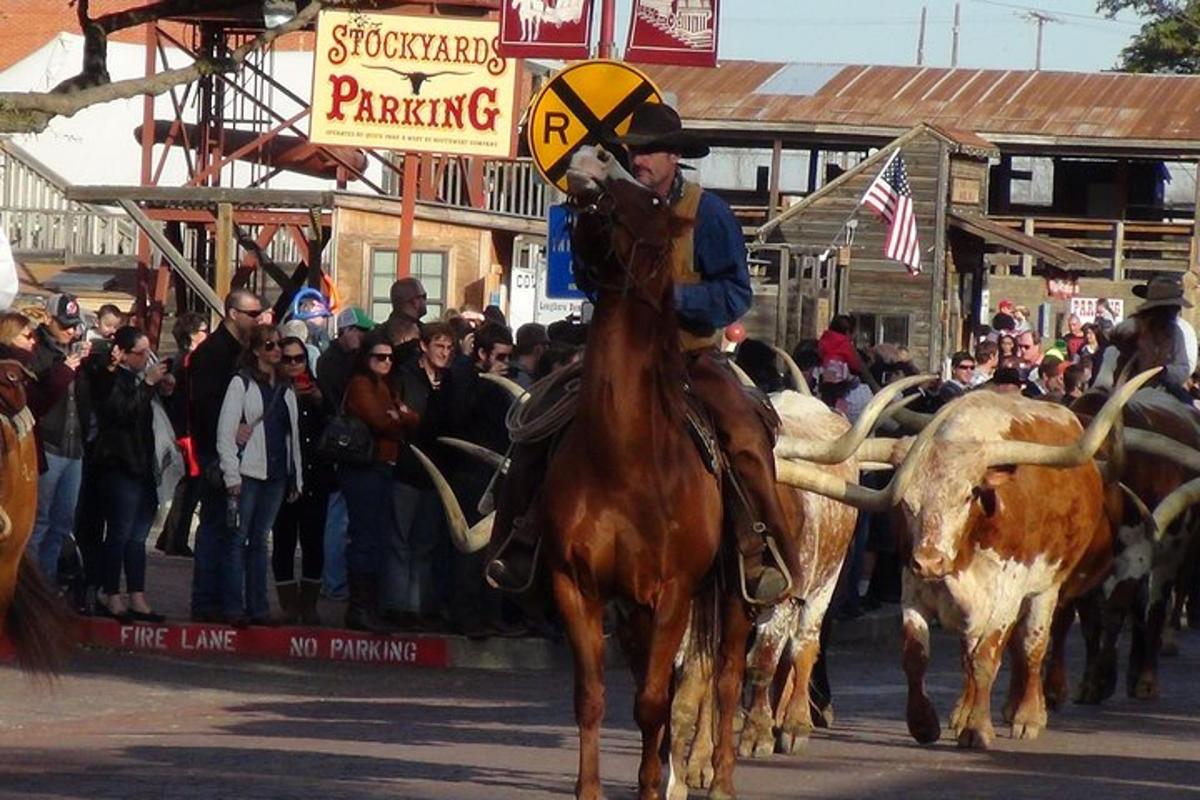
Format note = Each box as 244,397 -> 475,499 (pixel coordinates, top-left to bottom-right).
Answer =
669,180 -> 721,351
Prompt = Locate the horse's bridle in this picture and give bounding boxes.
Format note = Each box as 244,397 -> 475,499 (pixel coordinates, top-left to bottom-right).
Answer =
568,191 -> 673,314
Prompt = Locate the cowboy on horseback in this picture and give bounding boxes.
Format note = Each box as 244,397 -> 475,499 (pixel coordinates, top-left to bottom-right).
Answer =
486,102 -> 799,605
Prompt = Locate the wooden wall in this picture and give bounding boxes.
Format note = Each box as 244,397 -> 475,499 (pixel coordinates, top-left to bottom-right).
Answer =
332,206 -> 501,322
769,130 -> 945,368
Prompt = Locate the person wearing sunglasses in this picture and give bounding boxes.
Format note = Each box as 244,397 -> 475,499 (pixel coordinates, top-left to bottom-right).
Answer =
341,333 -> 419,632
187,289 -> 268,623
216,325 -> 302,627
270,336 -> 334,625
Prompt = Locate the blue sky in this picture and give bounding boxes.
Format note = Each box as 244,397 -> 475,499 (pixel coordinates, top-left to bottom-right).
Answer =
609,0 -> 1149,72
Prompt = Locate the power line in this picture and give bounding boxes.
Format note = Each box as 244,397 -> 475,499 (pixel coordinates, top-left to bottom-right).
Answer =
968,0 -> 1142,26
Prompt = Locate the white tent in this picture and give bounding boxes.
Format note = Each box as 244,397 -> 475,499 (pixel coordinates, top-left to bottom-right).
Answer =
0,33 -> 379,191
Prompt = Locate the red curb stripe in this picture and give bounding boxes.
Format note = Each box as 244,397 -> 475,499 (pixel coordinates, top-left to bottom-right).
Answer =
5,620 -> 450,668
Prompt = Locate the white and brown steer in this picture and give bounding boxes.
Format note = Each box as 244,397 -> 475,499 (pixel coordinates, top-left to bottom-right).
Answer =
774,374 -> 1152,749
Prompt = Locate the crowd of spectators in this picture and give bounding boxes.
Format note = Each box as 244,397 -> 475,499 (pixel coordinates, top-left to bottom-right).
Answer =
4,285 -> 1196,638
1,282 -> 582,638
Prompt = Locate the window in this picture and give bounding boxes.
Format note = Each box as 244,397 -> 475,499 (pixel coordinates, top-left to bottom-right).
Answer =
369,249 -> 448,322
851,312 -> 910,348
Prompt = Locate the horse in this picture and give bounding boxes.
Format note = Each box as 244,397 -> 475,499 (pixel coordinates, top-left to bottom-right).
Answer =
415,145 -> 749,799
0,358 -> 74,675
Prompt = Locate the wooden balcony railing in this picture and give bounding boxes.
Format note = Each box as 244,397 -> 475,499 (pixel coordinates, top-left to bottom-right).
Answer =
384,154 -> 560,220
1,139 -> 136,259
988,215 -> 1194,279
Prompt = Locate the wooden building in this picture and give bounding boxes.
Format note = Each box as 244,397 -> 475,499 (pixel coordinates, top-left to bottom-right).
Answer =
644,62 -> 1200,370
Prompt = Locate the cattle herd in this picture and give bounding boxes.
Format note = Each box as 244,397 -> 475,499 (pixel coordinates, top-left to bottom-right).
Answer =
3,145 -> 1200,800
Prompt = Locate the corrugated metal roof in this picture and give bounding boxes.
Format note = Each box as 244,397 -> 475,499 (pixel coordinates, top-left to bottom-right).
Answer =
640,61 -> 1200,147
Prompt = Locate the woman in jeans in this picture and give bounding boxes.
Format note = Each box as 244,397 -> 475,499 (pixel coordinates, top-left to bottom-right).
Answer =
341,333 -> 418,632
271,336 -> 333,624
93,326 -> 171,622
216,326 -> 301,627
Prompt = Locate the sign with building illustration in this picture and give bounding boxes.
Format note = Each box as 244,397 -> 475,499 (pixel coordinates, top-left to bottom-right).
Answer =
625,0 -> 720,67
309,10 -> 520,157
527,60 -> 662,191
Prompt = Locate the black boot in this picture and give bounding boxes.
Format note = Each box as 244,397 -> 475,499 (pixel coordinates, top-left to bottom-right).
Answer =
299,579 -> 323,626
344,573 -> 396,634
276,581 -> 300,625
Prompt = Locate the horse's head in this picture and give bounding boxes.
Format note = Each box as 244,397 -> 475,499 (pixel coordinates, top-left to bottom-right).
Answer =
566,145 -> 682,305
0,360 -> 32,418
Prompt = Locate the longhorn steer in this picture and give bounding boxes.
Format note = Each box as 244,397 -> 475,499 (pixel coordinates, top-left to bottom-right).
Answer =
774,375 -> 1152,748
668,374 -> 934,795
1070,388 -> 1200,702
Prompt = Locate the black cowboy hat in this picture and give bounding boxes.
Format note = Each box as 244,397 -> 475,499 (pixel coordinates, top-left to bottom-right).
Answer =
1133,274 -> 1192,313
615,103 -> 710,159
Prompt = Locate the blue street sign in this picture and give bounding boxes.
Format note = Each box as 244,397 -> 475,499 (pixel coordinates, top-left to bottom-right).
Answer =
545,204 -> 586,300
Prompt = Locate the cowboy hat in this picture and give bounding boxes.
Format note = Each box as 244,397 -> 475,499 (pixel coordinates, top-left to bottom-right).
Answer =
615,103 -> 710,159
1133,274 -> 1192,313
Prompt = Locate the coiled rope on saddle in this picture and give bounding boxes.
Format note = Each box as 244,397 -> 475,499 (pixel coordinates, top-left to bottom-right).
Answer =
505,360 -> 584,444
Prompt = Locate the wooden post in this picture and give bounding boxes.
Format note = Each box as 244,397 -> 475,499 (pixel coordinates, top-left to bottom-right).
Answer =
214,202 -> 234,304
1021,217 -> 1035,277
930,142 -> 950,371
768,138 -> 782,222
398,152 -> 419,279
1112,220 -> 1125,282
777,247 -> 791,348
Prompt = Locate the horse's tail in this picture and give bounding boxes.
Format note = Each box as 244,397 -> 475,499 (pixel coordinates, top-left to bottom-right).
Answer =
5,554 -> 76,678
685,555 -> 726,669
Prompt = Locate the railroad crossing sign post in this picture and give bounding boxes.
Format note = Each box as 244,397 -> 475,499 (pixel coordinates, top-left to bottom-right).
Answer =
527,60 -> 663,192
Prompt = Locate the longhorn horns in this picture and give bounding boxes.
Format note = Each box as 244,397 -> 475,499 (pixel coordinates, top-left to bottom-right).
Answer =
775,374 -> 935,464
775,368 -> 1160,511
410,446 -> 494,553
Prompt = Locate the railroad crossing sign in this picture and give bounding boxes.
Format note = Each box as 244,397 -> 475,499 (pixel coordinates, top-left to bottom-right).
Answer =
527,60 -> 663,192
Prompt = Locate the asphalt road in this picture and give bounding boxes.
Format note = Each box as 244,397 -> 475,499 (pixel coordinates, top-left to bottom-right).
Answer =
1,623 -> 1198,800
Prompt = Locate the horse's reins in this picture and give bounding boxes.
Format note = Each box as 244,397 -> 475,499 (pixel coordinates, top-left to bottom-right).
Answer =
569,191 -> 674,314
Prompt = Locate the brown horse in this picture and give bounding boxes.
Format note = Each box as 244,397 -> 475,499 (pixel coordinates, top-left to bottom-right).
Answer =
416,145 -> 750,798
544,146 -> 749,800
0,358 -> 74,674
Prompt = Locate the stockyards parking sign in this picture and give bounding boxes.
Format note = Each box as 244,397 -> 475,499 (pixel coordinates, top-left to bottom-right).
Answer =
310,10 -> 520,157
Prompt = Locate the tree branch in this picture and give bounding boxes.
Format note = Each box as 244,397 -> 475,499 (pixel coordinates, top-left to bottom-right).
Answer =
0,1 -> 324,134
91,0 -> 254,35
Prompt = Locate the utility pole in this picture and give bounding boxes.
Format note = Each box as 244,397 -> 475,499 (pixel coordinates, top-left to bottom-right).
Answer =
951,2 -> 961,68
1020,10 -> 1058,71
598,0 -> 616,58
917,5 -> 927,66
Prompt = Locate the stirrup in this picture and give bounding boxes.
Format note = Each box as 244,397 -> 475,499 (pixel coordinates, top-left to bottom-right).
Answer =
737,530 -> 795,607
485,535 -> 542,594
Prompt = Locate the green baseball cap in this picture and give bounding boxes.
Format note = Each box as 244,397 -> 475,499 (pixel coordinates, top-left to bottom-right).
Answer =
336,306 -> 373,332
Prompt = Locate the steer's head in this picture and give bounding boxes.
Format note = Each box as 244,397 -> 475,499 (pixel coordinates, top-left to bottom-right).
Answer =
896,440 -> 1010,580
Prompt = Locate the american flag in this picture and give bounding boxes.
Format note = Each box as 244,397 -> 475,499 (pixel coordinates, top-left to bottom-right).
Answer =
862,151 -> 921,274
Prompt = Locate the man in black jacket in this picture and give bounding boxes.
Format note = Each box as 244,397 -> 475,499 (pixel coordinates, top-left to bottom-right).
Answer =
444,322 -> 520,637
187,289 -> 267,622
28,293 -> 90,582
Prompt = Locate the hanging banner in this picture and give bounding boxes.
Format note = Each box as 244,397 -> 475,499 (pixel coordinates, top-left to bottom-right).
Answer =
500,0 -> 594,60
309,10 -> 520,157
625,0 -> 720,68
